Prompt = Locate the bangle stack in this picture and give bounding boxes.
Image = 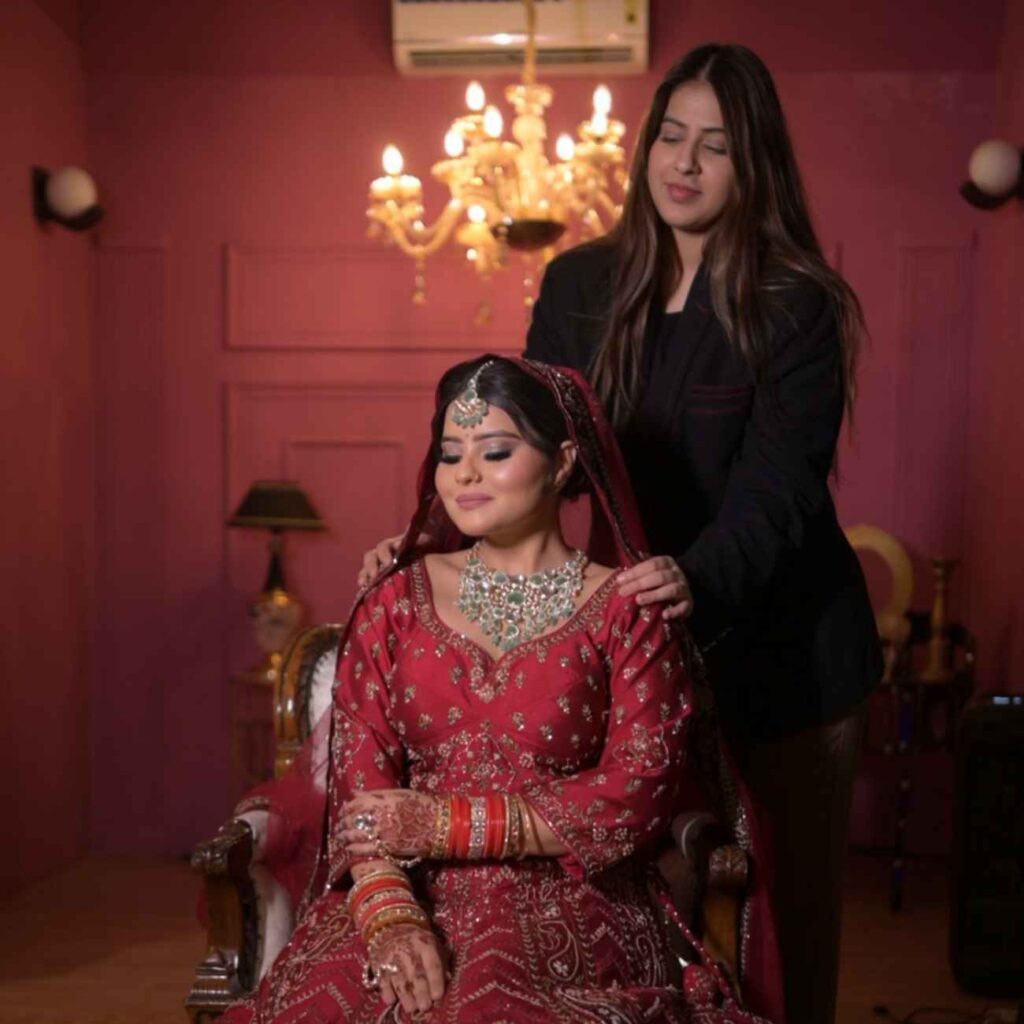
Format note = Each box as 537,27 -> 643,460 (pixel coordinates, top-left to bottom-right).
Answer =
433,794 -> 531,860
348,867 -> 429,950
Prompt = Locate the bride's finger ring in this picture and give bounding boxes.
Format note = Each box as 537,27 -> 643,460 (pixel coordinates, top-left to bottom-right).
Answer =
353,812 -> 377,834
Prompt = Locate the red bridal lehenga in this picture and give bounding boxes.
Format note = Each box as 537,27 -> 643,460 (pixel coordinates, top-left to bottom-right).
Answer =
220,361 -> 785,1024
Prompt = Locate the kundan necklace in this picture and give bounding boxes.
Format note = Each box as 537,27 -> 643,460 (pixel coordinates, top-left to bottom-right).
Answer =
457,542 -> 587,653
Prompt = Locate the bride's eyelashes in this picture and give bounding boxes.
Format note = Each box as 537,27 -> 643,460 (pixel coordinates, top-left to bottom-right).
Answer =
438,448 -> 514,464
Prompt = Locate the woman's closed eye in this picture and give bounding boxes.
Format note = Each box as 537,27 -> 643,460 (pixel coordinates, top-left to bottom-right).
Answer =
483,449 -> 512,461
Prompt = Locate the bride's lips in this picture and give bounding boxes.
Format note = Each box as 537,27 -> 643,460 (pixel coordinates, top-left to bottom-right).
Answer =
666,183 -> 701,203
455,494 -> 492,509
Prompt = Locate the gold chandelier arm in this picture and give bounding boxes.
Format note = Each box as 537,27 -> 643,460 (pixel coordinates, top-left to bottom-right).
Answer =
372,201 -> 464,260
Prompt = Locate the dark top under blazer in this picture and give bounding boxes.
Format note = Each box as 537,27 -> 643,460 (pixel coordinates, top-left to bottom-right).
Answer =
526,240 -> 881,741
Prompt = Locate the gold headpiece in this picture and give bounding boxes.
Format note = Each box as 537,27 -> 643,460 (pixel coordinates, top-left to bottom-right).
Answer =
450,361 -> 493,428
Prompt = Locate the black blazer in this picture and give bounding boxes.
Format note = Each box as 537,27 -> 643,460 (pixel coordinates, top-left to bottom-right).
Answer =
526,240 -> 881,742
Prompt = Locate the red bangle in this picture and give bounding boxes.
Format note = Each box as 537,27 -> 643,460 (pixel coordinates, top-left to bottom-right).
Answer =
485,795 -> 505,859
350,882 -> 411,920
354,895 -> 414,930
449,795 -> 471,859
351,875 -> 412,904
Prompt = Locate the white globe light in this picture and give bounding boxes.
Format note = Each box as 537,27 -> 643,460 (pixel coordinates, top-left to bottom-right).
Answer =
46,166 -> 98,218
968,139 -> 1021,197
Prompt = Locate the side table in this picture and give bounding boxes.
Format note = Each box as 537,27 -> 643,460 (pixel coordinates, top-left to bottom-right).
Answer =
863,616 -> 975,911
229,668 -> 276,805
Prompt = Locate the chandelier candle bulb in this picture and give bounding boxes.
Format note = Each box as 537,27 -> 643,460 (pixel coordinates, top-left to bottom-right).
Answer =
592,85 -> 612,116
466,81 -> 486,112
382,145 -> 404,176
444,129 -> 465,158
591,111 -> 609,137
556,133 -> 576,162
483,106 -> 504,139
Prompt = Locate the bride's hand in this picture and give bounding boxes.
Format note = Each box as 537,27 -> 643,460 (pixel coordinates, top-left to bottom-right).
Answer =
341,790 -> 437,859
617,556 -> 693,620
357,534 -> 404,588
370,923 -> 447,1016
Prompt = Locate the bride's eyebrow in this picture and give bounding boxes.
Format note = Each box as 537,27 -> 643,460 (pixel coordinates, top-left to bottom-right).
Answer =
473,431 -> 521,441
440,430 -> 521,443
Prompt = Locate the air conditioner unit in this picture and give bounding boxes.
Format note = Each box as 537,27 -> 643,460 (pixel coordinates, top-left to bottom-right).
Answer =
392,0 -> 648,76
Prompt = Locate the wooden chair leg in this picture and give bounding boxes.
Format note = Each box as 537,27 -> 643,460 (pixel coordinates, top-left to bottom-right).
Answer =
184,819 -> 259,1022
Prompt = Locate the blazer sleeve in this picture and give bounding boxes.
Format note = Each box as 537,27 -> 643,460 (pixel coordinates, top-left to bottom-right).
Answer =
678,282 -> 846,644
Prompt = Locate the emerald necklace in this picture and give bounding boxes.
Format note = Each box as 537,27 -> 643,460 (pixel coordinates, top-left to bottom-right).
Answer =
456,543 -> 587,653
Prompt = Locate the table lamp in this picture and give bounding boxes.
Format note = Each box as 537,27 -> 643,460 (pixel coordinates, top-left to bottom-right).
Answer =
227,480 -> 326,683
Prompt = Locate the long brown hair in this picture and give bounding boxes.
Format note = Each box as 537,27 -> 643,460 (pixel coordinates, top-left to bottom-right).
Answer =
591,43 -> 865,429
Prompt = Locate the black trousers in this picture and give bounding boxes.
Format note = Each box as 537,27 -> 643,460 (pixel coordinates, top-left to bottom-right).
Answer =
734,705 -> 865,1024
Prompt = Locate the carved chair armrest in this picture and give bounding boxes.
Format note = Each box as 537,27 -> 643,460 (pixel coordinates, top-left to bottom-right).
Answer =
656,819 -> 749,986
700,839 -> 748,984
185,819 -> 261,1023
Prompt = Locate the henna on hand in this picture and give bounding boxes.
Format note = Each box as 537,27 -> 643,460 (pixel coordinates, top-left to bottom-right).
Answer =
369,924 -> 446,1013
342,790 -> 437,858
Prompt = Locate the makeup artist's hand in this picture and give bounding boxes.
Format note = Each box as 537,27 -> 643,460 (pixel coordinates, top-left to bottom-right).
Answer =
617,556 -> 693,620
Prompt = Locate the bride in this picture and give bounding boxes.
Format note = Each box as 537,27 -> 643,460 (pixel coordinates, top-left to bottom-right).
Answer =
220,356 -> 782,1024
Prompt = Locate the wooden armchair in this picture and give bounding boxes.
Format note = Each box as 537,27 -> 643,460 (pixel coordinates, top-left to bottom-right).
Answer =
185,626 -> 750,1022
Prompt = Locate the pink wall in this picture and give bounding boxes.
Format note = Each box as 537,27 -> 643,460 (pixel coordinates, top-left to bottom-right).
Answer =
67,0 -> 1007,857
0,0 -> 94,894
963,2 -> 1024,692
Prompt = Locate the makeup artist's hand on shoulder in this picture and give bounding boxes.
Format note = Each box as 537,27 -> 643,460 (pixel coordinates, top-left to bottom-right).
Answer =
357,532 -> 437,588
617,556 -> 693,620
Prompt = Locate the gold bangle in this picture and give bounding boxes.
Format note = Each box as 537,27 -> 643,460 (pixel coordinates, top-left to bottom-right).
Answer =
431,796 -> 451,859
350,867 -> 411,893
518,796 -> 537,859
363,907 -> 430,946
506,795 -> 524,859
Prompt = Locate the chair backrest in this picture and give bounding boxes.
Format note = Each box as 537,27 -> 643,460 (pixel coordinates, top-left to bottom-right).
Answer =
273,624 -> 341,777
845,523 -> 914,682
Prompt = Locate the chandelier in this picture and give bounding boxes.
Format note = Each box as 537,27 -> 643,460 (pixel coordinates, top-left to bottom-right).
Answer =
366,0 -> 627,306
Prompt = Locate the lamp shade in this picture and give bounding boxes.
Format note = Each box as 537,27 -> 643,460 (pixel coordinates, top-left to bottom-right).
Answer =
227,480 -> 326,531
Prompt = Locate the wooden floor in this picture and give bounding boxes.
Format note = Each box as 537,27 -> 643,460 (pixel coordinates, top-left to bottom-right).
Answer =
0,853 -> 1014,1023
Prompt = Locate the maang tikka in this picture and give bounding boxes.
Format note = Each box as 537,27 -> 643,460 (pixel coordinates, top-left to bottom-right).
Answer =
451,361 -> 493,428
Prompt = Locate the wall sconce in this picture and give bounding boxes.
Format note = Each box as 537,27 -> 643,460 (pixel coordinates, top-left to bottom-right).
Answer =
32,165 -> 105,230
960,140 -> 1023,210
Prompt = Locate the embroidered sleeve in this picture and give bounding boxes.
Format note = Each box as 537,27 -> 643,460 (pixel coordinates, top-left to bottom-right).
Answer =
325,587 -> 406,886
525,603 -> 691,878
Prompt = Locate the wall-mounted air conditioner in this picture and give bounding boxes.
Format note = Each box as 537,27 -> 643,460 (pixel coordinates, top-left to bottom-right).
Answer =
392,0 -> 648,76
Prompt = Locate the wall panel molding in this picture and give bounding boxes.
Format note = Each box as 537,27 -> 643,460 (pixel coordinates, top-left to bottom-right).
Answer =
224,244 -> 526,352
